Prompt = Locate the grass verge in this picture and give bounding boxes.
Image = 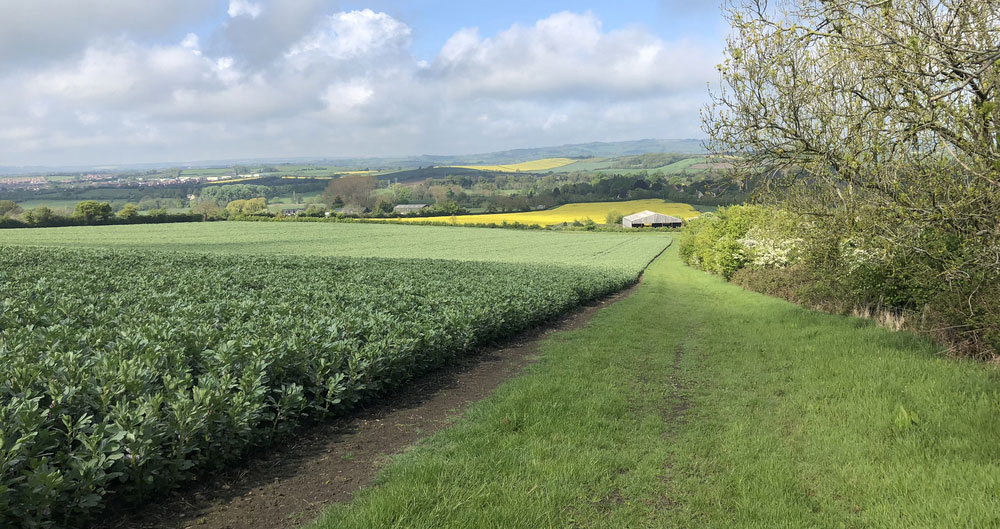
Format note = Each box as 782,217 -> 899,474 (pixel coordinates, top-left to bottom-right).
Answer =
309,246 -> 1000,529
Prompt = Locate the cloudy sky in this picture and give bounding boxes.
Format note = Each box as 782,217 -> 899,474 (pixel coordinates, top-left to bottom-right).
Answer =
0,1 -> 725,166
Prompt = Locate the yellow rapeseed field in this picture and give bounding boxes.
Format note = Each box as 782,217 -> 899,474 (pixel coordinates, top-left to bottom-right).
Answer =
390,199 -> 701,227
449,158 -> 577,172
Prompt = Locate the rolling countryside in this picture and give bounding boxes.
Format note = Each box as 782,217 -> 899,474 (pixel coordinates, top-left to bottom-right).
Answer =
1,1 -> 998,529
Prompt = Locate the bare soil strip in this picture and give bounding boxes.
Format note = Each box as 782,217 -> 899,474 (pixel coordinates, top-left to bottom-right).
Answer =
93,284 -> 639,529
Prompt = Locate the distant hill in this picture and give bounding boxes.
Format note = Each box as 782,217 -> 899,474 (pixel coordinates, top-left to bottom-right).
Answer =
312,140 -> 708,172
0,139 -> 708,177
449,139 -> 707,163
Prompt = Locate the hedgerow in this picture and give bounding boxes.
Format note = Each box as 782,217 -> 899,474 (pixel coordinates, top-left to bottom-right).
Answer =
680,205 -> 1000,358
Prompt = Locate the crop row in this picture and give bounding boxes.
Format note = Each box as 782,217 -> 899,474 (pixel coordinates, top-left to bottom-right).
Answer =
0,247 -> 637,527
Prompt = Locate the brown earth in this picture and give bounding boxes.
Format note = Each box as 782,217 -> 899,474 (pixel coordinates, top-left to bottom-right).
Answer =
92,283 -> 639,529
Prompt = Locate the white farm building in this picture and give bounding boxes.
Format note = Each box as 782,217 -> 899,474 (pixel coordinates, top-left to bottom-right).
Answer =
622,210 -> 683,228
393,203 -> 429,214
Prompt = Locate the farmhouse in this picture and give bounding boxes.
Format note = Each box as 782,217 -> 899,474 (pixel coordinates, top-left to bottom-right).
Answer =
622,210 -> 683,228
393,203 -> 429,214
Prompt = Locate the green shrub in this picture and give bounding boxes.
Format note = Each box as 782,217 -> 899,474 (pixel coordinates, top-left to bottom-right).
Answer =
680,205 -> 779,279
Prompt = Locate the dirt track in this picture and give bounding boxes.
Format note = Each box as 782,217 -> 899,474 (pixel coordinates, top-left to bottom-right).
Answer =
94,283 -> 639,529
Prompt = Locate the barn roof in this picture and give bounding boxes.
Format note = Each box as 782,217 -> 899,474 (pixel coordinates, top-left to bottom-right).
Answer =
623,210 -> 683,223
393,203 -> 428,213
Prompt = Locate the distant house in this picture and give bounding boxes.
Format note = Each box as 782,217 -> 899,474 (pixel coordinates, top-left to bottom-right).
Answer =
393,203 -> 429,215
622,210 -> 683,228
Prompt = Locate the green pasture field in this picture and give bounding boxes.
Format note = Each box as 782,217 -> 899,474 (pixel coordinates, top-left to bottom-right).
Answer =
13,199 -> 83,212
0,221 -> 671,270
657,156 -> 711,173
548,157 -> 713,177
591,157 -> 713,176
310,245 -> 1000,529
547,158 -> 612,172
269,191 -> 324,205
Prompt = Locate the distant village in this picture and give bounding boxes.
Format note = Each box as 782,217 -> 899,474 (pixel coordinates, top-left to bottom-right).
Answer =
0,172 -> 256,192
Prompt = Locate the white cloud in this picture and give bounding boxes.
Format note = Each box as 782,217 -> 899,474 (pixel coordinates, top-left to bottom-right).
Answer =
322,81 -> 375,115
431,11 -> 713,100
0,8 -> 715,165
228,0 -> 263,19
288,9 -> 412,62
181,33 -> 201,54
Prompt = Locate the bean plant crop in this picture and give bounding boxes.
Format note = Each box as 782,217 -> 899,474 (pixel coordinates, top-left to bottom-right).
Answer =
0,246 -> 645,527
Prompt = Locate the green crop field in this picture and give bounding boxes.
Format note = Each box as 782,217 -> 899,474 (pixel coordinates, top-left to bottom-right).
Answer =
0,223 -> 670,526
0,222 -> 670,269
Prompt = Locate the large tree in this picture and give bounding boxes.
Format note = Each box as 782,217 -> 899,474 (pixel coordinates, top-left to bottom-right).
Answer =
73,201 -> 113,224
0,200 -> 22,217
706,0 -> 1000,353
323,175 -> 377,210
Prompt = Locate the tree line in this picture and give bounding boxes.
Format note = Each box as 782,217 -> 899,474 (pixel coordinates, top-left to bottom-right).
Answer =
0,200 -> 203,228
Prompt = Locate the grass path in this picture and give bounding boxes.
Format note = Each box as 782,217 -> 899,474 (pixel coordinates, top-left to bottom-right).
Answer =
309,246 -> 1000,528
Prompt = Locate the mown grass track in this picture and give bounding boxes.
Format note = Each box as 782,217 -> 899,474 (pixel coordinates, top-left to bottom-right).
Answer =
310,246 -> 1000,529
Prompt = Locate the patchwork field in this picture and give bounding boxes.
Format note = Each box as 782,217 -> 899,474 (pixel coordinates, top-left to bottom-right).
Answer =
544,156 -> 726,175
387,199 -> 701,226
182,167 -> 378,180
448,158 -> 577,172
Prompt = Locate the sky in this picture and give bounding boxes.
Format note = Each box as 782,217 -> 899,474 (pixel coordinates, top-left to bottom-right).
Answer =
0,1 -> 727,166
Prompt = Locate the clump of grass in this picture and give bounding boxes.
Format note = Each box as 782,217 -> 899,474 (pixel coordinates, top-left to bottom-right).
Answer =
852,305 -> 908,332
